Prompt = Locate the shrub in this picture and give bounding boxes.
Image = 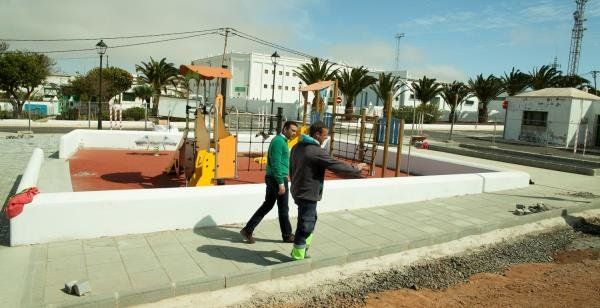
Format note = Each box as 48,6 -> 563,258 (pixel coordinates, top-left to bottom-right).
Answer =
392,103 -> 441,124
121,107 -> 145,121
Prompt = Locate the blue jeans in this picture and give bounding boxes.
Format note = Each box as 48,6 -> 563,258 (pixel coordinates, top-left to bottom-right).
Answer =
293,199 -> 318,247
245,176 -> 293,238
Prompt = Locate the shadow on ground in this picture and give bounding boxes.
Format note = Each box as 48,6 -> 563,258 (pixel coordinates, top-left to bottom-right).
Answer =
562,209 -> 600,236
197,244 -> 292,265
194,225 -> 282,244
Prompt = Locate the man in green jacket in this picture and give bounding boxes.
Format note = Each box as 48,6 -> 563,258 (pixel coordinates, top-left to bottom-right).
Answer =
241,121 -> 299,244
289,121 -> 366,260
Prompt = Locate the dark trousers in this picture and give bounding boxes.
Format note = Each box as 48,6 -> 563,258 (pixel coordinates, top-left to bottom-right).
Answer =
293,199 -> 318,247
245,176 -> 293,238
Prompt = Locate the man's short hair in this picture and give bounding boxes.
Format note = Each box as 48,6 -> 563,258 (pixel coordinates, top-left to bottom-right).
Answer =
309,121 -> 327,137
283,121 -> 298,130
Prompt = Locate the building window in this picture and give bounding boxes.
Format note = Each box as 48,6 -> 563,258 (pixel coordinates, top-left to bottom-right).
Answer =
292,72 -> 297,77
285,72 -> 290,76
285,86 -> 289,90
410,94 -> 415,99
465,100 -> 474,105
264,84 -> 267,89
522,111 -> 548,127
279,71 -> 283,75
291,86 -> 295,91
278,85 -> 282,90
264,69 -> 268,74
271,85 -> 274,89
272,70 -> 275,74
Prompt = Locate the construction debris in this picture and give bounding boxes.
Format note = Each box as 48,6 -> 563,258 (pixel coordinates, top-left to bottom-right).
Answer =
514,202 -> 550,216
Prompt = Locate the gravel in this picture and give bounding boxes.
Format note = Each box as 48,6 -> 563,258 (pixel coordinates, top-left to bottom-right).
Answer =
237,221 -> 600,308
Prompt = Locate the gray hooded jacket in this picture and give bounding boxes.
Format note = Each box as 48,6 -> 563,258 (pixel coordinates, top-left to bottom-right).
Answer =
290,134 -> 362,202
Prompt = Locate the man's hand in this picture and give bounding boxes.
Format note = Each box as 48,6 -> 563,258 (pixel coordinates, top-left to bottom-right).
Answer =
278,184 -> 286,195
356,163 -> 368,171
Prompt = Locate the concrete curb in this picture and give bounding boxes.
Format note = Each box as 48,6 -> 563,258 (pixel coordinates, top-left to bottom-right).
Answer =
429,144 -> 600,176
47,201 -> 600,307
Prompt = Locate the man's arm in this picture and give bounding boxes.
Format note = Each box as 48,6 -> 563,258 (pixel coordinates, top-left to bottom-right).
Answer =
313,148 -> 363,178
269,138 -> 287,184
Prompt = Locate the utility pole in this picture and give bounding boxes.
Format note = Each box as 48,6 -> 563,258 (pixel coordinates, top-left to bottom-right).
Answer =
394,33 -> 405,71
567,0 -> 589,75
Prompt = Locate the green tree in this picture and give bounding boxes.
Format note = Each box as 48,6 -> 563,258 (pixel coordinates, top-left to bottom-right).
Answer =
554,74 -> 589,89
370,72 -> 402,117
440,81 -> 470,140
411,76 -> 442,106
502,67 -> 530,96
294,57 -> 338,114
338,66 -> 376,119
86,66 -> 133,101
133,84 -> 154,129
0,41 -> 8,54
529,65 -> 560,90
0,51 -> 53,117
440,81 -> 470,123
468,74 -> 503,123
135,57 -> 178,116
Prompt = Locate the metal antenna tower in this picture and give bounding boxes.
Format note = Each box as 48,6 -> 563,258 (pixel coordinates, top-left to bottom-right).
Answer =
394,33 -> 405,71
567,0 -> 588,75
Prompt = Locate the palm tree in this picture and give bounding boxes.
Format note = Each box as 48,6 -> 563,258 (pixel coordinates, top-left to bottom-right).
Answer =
440,81 -> 470,140
502,67 -> 530,96
338,67 -> 377,119
294,57 -> 339,114
133,84 -> 153,130
468,74 -> 503,123
529,65 -> 560,90
370,72 -> 402,117
411,76 -> 442,106
135,57 -> 178,116
554,74 -> 589,89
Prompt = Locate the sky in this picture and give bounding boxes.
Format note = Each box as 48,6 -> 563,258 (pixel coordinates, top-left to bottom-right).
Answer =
1,0 -> 599,83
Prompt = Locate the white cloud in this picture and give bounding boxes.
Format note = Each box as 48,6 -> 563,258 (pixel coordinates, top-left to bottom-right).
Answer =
324,40 -> 467,82
0,0 -> 314,74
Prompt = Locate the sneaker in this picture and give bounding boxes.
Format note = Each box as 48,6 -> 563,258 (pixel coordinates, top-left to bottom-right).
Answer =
240,228 -> 255,244
282,234 -> 295,243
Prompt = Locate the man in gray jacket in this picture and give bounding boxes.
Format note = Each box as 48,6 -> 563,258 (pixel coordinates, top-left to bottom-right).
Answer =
289,121 -> 366,260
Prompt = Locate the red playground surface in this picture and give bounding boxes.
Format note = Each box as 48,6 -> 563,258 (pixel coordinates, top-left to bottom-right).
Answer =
68,149 -> 407,192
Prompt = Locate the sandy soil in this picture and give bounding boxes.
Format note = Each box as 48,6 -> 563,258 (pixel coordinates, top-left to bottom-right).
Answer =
366,249 -> 600,308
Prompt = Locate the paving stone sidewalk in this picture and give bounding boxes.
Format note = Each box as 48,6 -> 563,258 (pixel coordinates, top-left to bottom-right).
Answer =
2,144 -> 600,307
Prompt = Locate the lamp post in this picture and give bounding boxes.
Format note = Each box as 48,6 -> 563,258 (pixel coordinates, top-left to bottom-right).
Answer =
269,51 -> 280,134
95,40 -> 107,129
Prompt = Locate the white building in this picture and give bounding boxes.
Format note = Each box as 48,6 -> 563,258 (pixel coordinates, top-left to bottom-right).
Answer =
189,52 -> 505,122
504,88 -> 600,147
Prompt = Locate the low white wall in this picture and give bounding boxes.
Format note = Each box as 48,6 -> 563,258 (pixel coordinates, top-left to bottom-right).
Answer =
11,135 -> 530,245
11,172 -> 488,246
16,148 -> 44,192
59,129 -> 184,159
336,141 -> 529,192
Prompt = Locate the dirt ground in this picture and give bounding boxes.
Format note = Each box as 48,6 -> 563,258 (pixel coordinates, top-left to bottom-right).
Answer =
366,248 -> 600,308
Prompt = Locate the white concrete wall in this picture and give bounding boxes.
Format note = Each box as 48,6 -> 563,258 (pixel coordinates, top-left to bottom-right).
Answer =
10,170 -> 521,246
12,139 -> 529,245
16,148 -> 44,192
335,141 -> 529,192
59,129 -> 184,159
505,97 -> 573,145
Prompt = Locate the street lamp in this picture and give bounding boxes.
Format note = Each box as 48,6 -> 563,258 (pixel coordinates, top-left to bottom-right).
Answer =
95,40 -> 107,129
269,51 -> 280,134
